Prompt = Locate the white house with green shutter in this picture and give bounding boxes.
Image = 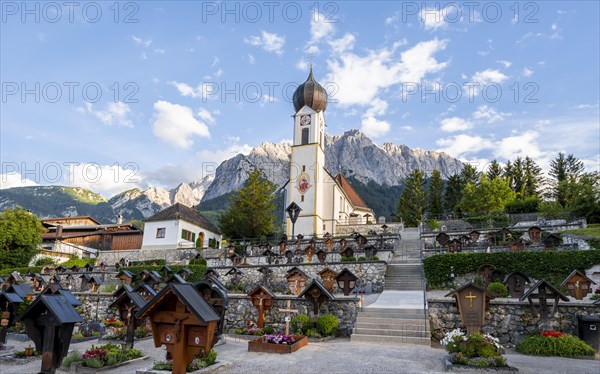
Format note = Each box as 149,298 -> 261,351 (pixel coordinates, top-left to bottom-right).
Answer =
141,203 -> 221,250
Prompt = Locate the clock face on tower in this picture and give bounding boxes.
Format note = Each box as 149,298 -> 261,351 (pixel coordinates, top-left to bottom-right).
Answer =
300,115 -> 311,126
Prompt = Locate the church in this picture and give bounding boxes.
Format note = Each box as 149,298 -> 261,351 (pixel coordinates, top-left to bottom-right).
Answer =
284,67 -> 375,237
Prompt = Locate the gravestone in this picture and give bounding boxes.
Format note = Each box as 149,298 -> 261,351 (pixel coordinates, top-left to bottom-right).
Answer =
225,267 -> 244,288
452,283 -> 490,335
335,268 -> 357,296
469,230 -> 481,243
318,268 -> 337,294
561,270 -> 596,300
504,272 -> 530,298
83,263 -> 94,272
247,286 -> 275,328
298,280 -> 334,317
109,290 -> 148,349
194,280 -> 228,343
355,234 -> 367,250
520,280 -> 569,330
0,292 -> 24,349
477,264 -> 496,288
137,283 -> 220,374
18,294 -> 83,374
285,267 -> 308,296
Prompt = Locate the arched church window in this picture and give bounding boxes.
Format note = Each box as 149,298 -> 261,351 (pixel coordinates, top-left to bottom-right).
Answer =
301,128 -> 309,145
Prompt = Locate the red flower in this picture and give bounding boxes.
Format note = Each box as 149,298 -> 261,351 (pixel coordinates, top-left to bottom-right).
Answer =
541,331 -> 565,338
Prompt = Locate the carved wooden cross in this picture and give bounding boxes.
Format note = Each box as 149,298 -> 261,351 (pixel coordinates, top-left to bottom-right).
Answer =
465,292 -> 477,308
278,300 -> 298,336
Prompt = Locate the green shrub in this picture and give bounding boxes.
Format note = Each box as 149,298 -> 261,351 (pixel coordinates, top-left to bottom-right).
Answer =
291,314 -> 312,335
487,282 -> 509,298
83,358 -> 104,368
100,284 -> 117,293
357,256 -> 366,261
341,256 -> 357,262
33,256 -> 56,266
189,258 -> 207,266
263,326 -> 275,334
153,361 -> 172,370
372,256 -> 380,261
516,334 -> 595,357
125,264 -> 206,284
61,258 -> 95,269
0,266 -> 43,276
316,314 -> 338,336
305,328 -> 322,338
62,350 -> 83,367
423,250 -> 600,289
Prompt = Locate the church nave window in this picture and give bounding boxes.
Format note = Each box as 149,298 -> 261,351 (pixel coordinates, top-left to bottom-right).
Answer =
301,128 -> 309,145
301,195 -> 304,202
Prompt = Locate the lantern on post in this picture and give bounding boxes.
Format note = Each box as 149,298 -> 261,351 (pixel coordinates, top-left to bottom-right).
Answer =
285,202 -> 302,239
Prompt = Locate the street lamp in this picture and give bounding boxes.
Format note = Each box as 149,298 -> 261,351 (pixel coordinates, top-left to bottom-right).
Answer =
285,202 -> 302,239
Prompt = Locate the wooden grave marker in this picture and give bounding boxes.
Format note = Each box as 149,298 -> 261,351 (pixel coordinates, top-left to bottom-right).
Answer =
247,285 -> 275,328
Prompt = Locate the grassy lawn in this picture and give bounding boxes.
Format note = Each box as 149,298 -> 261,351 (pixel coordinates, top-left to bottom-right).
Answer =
564,224 -> 600,239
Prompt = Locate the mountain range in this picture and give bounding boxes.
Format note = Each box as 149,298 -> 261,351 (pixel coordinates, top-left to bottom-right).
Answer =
0,130 -> 464,223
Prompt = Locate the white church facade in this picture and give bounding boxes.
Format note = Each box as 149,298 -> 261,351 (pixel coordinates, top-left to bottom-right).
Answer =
284,68 -> 375,237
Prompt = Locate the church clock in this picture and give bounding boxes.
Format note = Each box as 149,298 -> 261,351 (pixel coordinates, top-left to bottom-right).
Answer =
300,115 -> 311,126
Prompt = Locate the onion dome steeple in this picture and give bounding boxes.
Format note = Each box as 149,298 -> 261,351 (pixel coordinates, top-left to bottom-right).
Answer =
292,65 -> 328,113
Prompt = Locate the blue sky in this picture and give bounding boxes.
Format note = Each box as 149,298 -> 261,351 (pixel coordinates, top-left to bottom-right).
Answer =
1,1 -> 599,196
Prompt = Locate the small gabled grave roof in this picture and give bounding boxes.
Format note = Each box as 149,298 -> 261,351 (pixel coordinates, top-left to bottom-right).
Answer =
70,265 -> 80,271
335,268 -> 358,282
165,274 -> 187,284
55,265 -> 67,272
519,280 -> 569,302
298,279 -> 335,300
6,284 -> 34,299
0,292 -> 24,304
113,284 -> 133,298
161,265 -> 173,274
115,270 -> 134,279
17,294 -> 83,324
83,263 -> 94,271
247,285 -> 275,299
204,274 -> 226,292
57,290 -> 82,306
445,282 -> 492,298
285,266 -> 308,278
503,271 -> 530,283
205,269 -> 220,278
225,267 -> 244,276
89,276 -> 102,285
318,267 -> 337,277
136,283 -> 220,322
177,268 -> 193,276
133,283 -> 157,296
109,290 -> 148,310
561,270 -> 596,287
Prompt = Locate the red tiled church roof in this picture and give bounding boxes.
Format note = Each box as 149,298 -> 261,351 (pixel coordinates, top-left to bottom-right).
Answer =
334,173 -> 370,210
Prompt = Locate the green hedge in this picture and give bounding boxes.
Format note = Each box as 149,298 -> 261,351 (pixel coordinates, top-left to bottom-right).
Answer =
423,250 -> 600,289
124,265 -> 207,284
0,266 -> 43,276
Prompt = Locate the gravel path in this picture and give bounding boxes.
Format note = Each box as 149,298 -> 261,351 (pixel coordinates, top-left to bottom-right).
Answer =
1,336 -> 598,374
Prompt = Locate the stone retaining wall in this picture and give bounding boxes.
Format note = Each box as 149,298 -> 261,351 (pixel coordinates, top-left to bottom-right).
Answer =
428,297 -> 600,347
225,295 -> 358,336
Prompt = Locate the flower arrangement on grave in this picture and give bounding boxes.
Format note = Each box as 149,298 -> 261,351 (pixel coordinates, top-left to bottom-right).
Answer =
441,329 -> 508,368
516,330 -> 595,357
80,343 -> 143,368
233,321 -> 275,336
265,334 -> 296,345
103,316 -> 124,328
152,350 -> 218,372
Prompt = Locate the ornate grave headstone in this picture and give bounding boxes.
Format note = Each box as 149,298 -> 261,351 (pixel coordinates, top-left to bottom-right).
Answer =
339,238 -> 348,253
520,280 -> 569,330
318,268 -> 337,294
137,283 -> 220,374
316,249 -> 327,263
262,247 -> 276,265
451,283 -> 490,335
99,262 -> 107,271
436,232 -> 450,247
335,268 -> 357,296
561,270 -> 596,300
285,250 -> 294,264
355,234 -> 367,250
109,290 -> 148,349
285,267 -> 308,296
528,226 -> 542,243
18,294 -> 84,374
324,238 -> 334,253
32,276 -> 45,292
468,230 -> 481,243
247,285 -> 275,328
504,272 -> 530,298
116,270 -> 135,286
194,280 -> 228,343
304,245 -> 315,263
543,234 -> 561,249
446,238 -> 462,253
477,264 -> 496,288
0,291 -> 24,349
298,280 -> 334,317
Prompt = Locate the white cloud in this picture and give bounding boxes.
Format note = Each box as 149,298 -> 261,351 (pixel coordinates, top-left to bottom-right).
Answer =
328,33 -> 355,54
78,102 -> 133,127
211,57 -> 220,67
420,7 -> 447,30
248,54 -> 255,65
471,69 -> 509,85
575,103 -> 599,109
494,131 -> 542,160
310,12 -> 335,42
0,172 -> 38,189
436,134 -> 494,157
361,116 -> 390,138
261,94 -> 278,105
326,38 -> 448,106
365,98 -> 388,117
168,81 -> 217,101
196,108 -> 216,125
472,105 -> 510,123
244,31 -> 285,55
401,125 -> 414,131
296,59 -> 309,71
197,143 -> 254,165
152,101 -> 211,149
131,35 -> 152,47
497,60 -> 512,68
522,67 -> 534,77
140,52 -> 147,61
67,163 -> 147,197
440,117 -> 473,132
385,12 -> 399,25
154,48 -> 166,54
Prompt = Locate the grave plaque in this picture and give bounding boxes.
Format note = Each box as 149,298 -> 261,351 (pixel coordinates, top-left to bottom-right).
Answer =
137,283 -> 220,374
453,283 -> 490,335
504,272 -> 530,298
335,268 -> 358,296
247,286 -> 275,328
285,267 -> 308,296
318,268 -> 337,294
298,280 -> 334,316
561,270 -> 596,300
18,294 -> 84,374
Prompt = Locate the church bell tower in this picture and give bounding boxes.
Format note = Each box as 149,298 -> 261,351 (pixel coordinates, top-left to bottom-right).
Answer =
287,66 -> 328,237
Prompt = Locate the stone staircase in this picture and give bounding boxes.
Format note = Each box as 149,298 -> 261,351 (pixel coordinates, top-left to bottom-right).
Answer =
351,228 -> 431,346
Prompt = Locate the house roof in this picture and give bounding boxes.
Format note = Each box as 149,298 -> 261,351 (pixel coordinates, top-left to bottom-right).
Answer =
41,216 -> 102,227
136,283 -> 220,322
18,294 -> 84,324
334,173 -> 370,210
144,203 -> 221,234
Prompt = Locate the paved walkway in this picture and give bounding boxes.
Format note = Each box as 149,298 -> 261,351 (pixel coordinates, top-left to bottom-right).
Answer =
366,290 -> 426,309
2,336 -> 598,374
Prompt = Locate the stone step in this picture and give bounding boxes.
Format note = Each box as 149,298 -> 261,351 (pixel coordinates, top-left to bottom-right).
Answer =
362,307 -> 426,314
350,334 -> 431,346
356,316 -> 428,325
384,285 -> 423,291
384,282 -> 424,287
354,321 -> 430,332
352,327 -> 430,337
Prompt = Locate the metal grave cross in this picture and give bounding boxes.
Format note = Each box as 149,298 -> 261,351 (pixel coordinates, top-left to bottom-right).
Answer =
278,300 -> 298,336
465,291 -> 477,308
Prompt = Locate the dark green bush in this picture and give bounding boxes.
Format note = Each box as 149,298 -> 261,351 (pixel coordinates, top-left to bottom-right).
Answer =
125,265 -> 206,284
516,334 -> 595,357
372,255 -> 380,261
423,250 -> 600,289
316,314 -> 338,336
0,266 -> 43,276
291,314 -> 312,335
487,282 -> 509,298
357,256 -> 366,261
33,256 -> 56,266
189,258 -> 207,266
341,256 -> 356,262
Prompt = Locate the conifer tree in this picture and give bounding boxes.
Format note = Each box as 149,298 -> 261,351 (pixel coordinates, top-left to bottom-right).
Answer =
397,169 -> 426,226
